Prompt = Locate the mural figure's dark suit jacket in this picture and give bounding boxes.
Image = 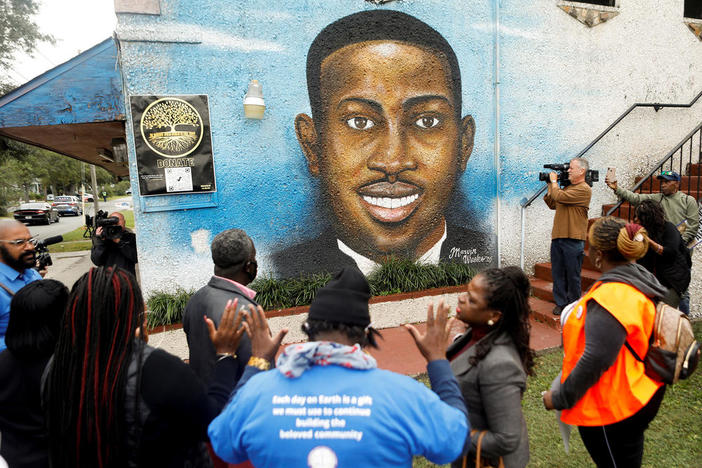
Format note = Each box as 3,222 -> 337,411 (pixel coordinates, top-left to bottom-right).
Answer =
183,276 -> 253,385
272,223 -> 493,278
447,329 -> 529,468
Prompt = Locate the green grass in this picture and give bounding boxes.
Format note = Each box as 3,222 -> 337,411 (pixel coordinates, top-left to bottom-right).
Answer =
121,209 -> 135,229
49,240 -> 93,253
412,321 -> 702,467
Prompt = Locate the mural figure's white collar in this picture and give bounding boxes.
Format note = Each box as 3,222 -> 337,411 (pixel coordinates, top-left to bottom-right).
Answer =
336,220 -> 447,276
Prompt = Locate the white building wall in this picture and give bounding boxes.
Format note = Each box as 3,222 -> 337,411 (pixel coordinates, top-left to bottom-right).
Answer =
499,0 -> 702,314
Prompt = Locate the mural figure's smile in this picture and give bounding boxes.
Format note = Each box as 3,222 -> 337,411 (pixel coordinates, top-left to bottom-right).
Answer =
357,181 -> 422,223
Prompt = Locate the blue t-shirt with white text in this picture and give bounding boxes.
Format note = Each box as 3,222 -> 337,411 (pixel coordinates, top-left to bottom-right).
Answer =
209,364 -> 467,467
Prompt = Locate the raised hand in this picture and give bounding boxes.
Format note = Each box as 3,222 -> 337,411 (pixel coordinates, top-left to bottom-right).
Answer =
205,298 -> 247,355
404,299 -> 454,362
605,175 -> 617,190
243,304 -> 288,363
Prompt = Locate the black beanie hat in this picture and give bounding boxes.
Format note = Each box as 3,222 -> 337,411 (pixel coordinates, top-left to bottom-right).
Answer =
308,267 -> 371,326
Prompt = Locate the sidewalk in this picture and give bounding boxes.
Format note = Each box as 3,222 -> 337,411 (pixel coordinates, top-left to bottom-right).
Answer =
152,317 -> 562,376
44,250 -> 92,290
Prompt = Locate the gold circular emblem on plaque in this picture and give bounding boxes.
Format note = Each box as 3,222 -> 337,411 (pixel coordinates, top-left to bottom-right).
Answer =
140,97 -> 204,158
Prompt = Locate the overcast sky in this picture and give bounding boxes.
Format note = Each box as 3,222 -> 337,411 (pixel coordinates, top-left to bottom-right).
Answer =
9,0 -> 116,85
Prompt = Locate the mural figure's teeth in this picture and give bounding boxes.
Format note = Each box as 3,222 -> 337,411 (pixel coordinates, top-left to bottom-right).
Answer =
362,194 -> 419,208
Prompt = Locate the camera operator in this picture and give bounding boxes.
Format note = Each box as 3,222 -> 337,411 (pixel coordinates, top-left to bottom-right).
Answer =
0,220 -> 46,353
543,158 -> 592,316
90,212 -> 138,277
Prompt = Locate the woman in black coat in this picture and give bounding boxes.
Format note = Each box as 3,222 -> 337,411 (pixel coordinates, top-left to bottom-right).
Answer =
634,200 -> 691,308
44,267 -> 246,468
447,266 -> 535,468
0,280 -> 68,468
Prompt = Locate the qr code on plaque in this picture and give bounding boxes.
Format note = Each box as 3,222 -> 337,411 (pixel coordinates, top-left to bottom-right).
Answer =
165,167 -> 193,192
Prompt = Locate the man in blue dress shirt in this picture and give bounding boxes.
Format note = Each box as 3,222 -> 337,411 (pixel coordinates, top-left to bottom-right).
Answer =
0,220 -> 43,352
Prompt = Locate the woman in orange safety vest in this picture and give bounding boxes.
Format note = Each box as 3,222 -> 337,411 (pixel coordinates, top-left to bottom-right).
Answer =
542,217 -> 667,468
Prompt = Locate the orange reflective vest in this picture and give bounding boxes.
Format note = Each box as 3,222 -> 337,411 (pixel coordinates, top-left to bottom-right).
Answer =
560,281 -> 663,426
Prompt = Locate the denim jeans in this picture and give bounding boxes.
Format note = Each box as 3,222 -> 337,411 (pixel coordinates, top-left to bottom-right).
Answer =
679,289 -> 690,315
550,238 -> 585,307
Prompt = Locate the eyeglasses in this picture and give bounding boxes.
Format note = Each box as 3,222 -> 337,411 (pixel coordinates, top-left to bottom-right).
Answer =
0,237 -> 38,247
660,171 -> 676,176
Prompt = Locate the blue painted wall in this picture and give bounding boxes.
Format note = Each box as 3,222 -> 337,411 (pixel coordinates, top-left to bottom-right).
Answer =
116,0 -> 702,294
118,0 -> 499,292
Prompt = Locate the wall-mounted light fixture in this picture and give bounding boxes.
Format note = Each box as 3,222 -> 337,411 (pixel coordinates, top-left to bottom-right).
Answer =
244,79 -> 265,119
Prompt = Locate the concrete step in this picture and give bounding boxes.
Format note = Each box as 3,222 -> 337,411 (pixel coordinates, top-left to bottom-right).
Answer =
529,296 -> 562,331
686,161 -> 702,176
531,277 -> 554,303
533,263 -> 601,288
602,203 -> 634,219
634,174 -> 702,191
636,187 -> 702,199
582,251 -> 598,271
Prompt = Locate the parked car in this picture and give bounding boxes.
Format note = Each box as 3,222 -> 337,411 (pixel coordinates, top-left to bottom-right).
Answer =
52,196 -> 83,216
13,202 -> 60,225
82,193 -> 94,202
47,194 -> 54,201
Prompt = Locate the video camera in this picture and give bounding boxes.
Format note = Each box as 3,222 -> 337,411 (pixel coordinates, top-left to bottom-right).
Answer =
538,162 -> 599,188
86,210 -> 123,240
35,235 -> 63,271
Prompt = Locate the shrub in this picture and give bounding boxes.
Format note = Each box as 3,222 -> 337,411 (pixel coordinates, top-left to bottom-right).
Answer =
146,287 -> 194,328
145,260 -> 476,327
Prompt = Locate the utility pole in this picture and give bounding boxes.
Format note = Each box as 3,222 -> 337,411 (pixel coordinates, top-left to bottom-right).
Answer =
90,163 -> 100,217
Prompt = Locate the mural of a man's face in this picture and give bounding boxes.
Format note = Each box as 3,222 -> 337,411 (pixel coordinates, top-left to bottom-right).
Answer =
296,40 -> 475,261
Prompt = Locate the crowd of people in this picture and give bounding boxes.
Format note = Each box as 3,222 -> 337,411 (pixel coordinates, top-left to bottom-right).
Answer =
0,160 -> 698,467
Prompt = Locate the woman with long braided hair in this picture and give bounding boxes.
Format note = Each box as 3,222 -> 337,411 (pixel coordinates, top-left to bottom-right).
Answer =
44,267 -> 246,468
543,217 -> 668,468
0,279 -> 68,468
446,266 -> 535,468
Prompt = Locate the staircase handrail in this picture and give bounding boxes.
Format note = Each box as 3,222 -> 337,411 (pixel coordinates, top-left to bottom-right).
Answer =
519,89 -> 702,269
604,120 -> 702,217
521,89 -> 702,210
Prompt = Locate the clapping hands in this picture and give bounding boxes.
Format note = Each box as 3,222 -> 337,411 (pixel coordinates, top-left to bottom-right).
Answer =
205,298 -> 247,356
404,299 -> 454,362
243,304 -> 288,363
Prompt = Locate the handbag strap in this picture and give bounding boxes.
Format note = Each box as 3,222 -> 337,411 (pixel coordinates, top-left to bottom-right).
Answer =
0,280 -> 14,297
461,430 -> 505,468
475,431 -> 487,468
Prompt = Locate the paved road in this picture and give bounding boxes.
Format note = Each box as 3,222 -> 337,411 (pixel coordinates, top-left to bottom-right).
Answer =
26,198 -> 133,242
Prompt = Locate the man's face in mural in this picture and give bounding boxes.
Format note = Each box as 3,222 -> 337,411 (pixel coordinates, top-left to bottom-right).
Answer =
295,41 -> 475,260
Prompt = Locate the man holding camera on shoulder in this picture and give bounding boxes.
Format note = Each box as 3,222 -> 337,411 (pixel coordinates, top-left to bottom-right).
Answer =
90,212 -> 138,277
543,158 -> 592,316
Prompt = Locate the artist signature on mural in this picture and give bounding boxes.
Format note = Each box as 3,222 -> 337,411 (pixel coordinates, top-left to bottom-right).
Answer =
448,247 -> 492,264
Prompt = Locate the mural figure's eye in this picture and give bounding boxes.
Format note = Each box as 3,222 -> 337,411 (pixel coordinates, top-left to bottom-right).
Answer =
415,116 -> 440,129
346,116 -> 375,130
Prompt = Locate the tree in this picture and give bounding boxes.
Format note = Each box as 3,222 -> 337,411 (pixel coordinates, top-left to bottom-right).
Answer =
142,100 -> 201,153
0,0 -> 54,94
